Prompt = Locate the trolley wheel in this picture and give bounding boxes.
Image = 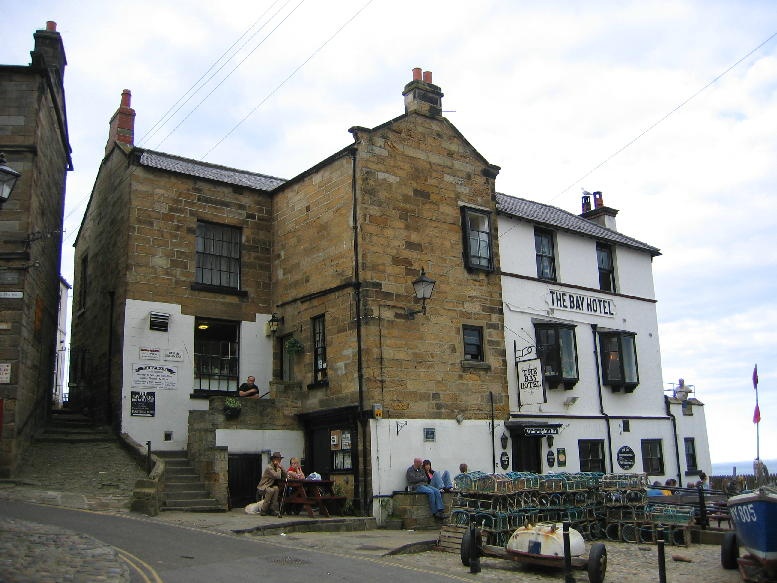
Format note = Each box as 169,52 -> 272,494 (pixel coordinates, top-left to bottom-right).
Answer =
460,529 -> 474,566
721,532 -> 739,570
587,542 -> 607,583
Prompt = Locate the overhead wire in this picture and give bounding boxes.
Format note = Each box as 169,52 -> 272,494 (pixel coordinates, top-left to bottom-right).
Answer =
140,0 -> 288,146
201,0 -> 376,160
551,29 -> 777,203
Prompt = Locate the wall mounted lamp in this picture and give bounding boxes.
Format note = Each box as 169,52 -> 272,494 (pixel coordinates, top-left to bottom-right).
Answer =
0,153 -> 21,207
406,268 -> 436,319
546,435 -> 554,448
267,312 -> 284,334
500,432 -> 509,450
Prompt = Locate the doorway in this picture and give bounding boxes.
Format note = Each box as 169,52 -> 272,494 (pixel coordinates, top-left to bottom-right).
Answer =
512,436 -> 542,472
228,453 -> 261,508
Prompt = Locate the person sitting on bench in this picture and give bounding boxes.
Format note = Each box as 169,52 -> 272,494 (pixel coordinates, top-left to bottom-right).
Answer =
422,459 -> 454,492
406,457 -> 446,519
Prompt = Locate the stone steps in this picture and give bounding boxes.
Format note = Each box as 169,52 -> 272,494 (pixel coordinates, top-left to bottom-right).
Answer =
155,451 -> 222,512
36,411 -> 116,443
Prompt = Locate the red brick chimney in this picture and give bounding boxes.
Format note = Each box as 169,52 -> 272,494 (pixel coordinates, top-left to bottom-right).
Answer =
106,89 -> 136,156
402,67 -> 444,117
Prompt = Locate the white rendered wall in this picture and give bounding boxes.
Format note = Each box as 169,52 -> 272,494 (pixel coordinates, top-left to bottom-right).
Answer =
121,299 -> 273,450
217,428 -> 305,460
369,418 -> 504,495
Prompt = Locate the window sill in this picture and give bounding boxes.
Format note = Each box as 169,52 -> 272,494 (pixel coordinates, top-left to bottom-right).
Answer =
307,380 -> 329,390
190,390 -> 238,399
546,377 -> 579,390
190,283 -> 248,297
461,360 -> 491,371
607,383 -> 638,393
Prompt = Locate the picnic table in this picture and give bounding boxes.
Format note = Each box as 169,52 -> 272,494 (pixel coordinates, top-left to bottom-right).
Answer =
283,479 -> 346,518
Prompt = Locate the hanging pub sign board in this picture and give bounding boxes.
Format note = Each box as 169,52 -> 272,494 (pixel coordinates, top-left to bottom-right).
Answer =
130,391 -> 156,417
516,358 -> 545,406
617,445 -> 636,470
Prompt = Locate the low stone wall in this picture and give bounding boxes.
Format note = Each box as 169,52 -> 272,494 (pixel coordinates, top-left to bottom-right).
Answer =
389,491 -> 453,530
122,433 -> 165,516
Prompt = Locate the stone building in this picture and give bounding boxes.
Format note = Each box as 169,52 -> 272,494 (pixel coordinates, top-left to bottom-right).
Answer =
72,69 -> 709,512
0,22 -> 72,477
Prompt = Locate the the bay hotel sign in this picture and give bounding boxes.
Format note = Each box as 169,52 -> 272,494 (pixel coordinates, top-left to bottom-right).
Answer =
547,289 -> 616,317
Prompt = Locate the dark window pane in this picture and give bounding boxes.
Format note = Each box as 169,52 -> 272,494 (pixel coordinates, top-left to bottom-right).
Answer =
535,229 -> 556,280
195,222 -> 241,288
462,208 -> 493,271
463,325 -> 484,361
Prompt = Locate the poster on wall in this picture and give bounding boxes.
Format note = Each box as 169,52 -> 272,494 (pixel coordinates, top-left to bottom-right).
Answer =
0,363 -> 10,384
516,358 -> 545,406
164,349 -> 183,361
131,363 -> 178,390
340,431 -> 351,450
131,391 -> 156,417
557,448 -> 567,467
138,347 -> 161,361
330,429 -> 341,450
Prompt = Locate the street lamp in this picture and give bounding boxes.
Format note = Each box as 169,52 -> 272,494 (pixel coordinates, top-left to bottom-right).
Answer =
0,153 -> 21,207
406,268 -> 436,319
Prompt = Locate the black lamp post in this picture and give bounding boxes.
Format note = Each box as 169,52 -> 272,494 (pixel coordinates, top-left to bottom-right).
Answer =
0,153 -> 21,207
407,268 -> 436,319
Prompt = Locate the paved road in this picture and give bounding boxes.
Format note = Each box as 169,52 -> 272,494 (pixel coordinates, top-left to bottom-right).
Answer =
0,500 -> 467,583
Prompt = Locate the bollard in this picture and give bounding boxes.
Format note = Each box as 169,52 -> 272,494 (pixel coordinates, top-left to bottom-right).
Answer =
563,521 -> 575,583
656,525 -> 667,583
697,485 -> 708,529
146,441 -> 152,474
469,524 -> 481,574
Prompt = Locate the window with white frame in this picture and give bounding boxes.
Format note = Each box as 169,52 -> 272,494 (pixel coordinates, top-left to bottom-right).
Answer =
534,228 -> 557,281
599,331 -> 639,391
461,207 -> 493,271
535,323 -> 579,388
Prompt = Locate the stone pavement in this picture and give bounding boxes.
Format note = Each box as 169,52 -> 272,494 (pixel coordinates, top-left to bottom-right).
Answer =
0,435 -> 744,583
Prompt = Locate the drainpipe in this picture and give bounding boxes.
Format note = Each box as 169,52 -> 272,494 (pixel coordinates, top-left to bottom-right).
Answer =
490,392 -> 496,473
350,146 -> 367,515
665,395 -> 683,487
107,290 -> 115,427
591,324 -> 613,471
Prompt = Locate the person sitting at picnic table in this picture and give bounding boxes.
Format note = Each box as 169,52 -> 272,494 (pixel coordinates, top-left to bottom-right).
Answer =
287,457 -> 305,480
422,459 -> 454,492
257,451 -> 287,516
406,457 -> 446,519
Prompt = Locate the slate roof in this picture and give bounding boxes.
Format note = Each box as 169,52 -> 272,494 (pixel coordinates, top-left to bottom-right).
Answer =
496,193 -> 661,256
138,150 -> 286,191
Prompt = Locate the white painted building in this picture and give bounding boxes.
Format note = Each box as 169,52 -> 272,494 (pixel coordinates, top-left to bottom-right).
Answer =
496,191 -> 711,485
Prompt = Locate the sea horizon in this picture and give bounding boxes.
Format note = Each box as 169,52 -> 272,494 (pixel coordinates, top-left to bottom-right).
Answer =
711,458 -> 776,476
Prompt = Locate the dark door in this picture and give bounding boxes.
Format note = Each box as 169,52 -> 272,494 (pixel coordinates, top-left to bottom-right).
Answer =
308,427 -> 332,477
228,454 -> 261,508
512,436 -> 542,472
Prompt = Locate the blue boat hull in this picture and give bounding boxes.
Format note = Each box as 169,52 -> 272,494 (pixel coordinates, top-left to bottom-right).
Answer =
728,488 -> 777,563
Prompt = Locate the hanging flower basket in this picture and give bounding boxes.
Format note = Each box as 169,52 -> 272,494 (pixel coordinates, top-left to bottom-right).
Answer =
285,337 -> 304,354
223,396 -> 242,419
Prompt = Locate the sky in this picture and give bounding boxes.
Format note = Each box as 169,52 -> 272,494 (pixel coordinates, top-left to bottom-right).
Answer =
2,0 -> 776,467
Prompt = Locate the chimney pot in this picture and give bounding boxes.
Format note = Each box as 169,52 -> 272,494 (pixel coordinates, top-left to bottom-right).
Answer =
412,67 -> 422,81
121,89 -> 132,108
582,194 -> 592,213
593,191 -> 604,208
46,21 -> 57,32
423,70 -> 432,83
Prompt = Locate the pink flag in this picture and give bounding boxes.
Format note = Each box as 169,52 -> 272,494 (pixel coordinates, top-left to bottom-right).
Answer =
753,364 -> 759,389
753,403 -> 761,424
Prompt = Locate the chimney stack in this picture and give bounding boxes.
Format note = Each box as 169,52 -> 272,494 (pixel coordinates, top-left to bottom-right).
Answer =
580,190 -> 619,231
32,20 -> 67,81
402,67 -> 444,118
106,89 -> 136,156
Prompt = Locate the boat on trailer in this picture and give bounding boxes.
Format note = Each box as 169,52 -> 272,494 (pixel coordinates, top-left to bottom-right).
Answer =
721,486 -> 777,582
